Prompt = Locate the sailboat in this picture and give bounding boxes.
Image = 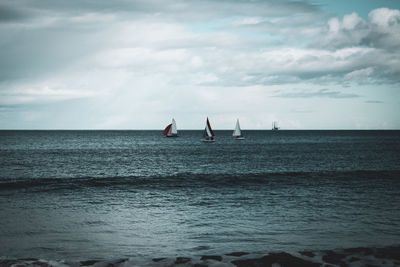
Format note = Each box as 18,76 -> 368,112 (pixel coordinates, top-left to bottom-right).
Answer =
201,117 -> 215,142
233,119 -> 245,140
163,118 -> 178,137
272,121 -> 279,131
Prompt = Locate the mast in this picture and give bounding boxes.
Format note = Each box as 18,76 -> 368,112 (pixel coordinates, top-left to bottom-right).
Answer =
272,121 -> 279,130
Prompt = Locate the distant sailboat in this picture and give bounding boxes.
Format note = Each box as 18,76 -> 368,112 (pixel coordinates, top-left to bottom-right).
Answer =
272,121 -> 279,130
163,118 -> 178,137
233,119 -> 245,140
201,117 -> 215,142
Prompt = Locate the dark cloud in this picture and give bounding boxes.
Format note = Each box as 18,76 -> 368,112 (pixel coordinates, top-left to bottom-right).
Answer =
1,1 -> 398,86
365,100 -> 383,103
273,88 -> 361,99
0,0 -> 321,24
0,15 -> 106,81
0,4 -> 29,22
0,0 -> 322,83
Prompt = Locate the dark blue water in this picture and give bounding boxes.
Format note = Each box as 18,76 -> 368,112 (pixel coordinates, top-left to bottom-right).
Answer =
0,130 -> 399,260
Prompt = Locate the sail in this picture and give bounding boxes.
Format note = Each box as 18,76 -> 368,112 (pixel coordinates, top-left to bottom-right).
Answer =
203,128 -> 208,137
204,117 -> 215,137
163,124 -> 172,136
272,121 -> 279,130
233,119 -> 241,137
171,118 -> 178,135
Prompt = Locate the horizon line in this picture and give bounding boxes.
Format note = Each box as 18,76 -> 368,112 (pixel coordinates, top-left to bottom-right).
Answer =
0,129 -> 399,131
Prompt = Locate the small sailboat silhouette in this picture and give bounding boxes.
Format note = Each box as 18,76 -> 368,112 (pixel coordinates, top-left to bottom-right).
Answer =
163,118 -> 178,137
201,117 -> 215,142
272,121 -> 279,130
233,119 -> 245,140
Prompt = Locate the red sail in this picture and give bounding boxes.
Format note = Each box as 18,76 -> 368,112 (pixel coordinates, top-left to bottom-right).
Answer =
163,124 -> 172,136
206,118 -> 215,136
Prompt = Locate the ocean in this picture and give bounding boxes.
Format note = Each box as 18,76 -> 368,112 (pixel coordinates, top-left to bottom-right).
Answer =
0,130 -> 399,266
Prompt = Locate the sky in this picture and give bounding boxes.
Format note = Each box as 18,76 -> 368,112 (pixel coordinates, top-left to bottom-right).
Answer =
0,0 -> 399,129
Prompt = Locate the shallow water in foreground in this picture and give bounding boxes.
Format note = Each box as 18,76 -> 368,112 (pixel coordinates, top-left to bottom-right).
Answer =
0,130 -> 399,261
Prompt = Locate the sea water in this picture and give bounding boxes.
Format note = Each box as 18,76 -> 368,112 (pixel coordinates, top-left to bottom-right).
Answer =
0,130 -> 399,261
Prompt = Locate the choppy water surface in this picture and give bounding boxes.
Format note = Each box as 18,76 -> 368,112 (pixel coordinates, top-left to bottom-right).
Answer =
0,130 -> 399,260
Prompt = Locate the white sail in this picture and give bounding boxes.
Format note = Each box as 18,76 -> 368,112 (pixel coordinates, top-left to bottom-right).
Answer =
205,126 -> 212,137
233,119 -> 241,137
171,118 -> 178,135
163,118 -> 178,137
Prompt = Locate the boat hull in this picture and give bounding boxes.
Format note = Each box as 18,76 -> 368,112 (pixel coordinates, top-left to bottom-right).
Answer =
235,137 -> 245,140
201,139 -> 215,142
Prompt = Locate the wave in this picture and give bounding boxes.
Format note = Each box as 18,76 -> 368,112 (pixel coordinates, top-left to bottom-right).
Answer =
0,170 -> 399,192
1,245 -> 400,267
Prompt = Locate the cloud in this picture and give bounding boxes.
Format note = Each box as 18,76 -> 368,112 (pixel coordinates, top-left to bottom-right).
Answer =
0,4 -> 28,22
0,84 -> 97,105
319,8 -> 400,51
365,100 -> 383,104
0,1 -> 399,129
197,46 -> 400,87
366,8 -> 400,50
273,88 -> 361,99
344,67 -> 374,83
0,0 -> 320,24
1,2 -> 399,90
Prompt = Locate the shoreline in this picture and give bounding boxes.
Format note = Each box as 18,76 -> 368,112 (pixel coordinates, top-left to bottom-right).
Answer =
1,245 -> 399,267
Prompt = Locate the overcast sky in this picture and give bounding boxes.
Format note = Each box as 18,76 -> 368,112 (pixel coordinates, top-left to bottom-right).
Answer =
0,0 -> 399,129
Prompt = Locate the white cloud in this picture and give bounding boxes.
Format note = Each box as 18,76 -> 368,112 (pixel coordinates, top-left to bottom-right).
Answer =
328,17 -> 340,33
232,17 -> 266,26
94,47 -> 190,70
369,8 -> 400,29
320,7 -> 400,51
342,12 -> 364,30
367,8 -> 400,49
344,67 -> 374,82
